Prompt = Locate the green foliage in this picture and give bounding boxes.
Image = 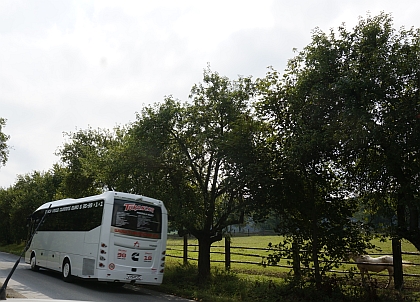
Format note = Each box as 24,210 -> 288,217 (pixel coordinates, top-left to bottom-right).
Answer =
120,67 -> 266,282
0,170 -> 64,244
56,127 -> 125,197
0,117 -> 10,167
0,188 -> 14,244
287,12 -> 420,249
0,167 -> 66,243
255,13 -> 420,278
263,232 -> 375,283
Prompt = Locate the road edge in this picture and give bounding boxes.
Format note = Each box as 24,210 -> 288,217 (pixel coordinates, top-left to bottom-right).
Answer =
0,282 -> 26,299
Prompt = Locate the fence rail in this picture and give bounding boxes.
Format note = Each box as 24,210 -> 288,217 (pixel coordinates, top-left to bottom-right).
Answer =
166,236 -> 420,288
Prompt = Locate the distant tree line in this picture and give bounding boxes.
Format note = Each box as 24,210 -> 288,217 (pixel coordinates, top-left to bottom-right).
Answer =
0,13 -> 419,285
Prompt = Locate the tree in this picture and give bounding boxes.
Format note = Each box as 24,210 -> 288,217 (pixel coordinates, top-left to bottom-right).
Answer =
6,169 -> 64,243
256,61 -> 373,286
55,127 -> 124,197
0,188 -> 14,244
338,14 -> 420,250
0,118 -> 10,168
124,68 -> 265,282
258,12 -> 420,272
297,13 -> 420,250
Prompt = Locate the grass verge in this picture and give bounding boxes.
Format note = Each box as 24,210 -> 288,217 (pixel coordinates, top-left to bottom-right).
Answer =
2,237 -> 420,301
0,242 -> 25,255
152,260 -> 420,302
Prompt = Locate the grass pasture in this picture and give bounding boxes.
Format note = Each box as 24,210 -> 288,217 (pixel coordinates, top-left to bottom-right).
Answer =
166,234 -> 420,288
167,235 -> 290,281
2,236 -> 420,301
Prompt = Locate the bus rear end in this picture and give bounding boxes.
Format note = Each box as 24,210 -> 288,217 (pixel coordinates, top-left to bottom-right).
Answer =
98,194 -> 167,285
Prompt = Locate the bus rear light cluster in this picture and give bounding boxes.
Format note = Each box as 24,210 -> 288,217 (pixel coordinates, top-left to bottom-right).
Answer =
99,242 -> 108,268
160,250 -> 166,273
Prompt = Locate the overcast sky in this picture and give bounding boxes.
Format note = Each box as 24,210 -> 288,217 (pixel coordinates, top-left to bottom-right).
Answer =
1,0 -> 420,188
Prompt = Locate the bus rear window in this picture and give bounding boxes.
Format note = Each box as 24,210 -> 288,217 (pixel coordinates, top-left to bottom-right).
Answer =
111,199 -> 162,238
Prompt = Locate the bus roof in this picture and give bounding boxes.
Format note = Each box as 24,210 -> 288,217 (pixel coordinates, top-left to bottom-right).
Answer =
34,191 -> 164,212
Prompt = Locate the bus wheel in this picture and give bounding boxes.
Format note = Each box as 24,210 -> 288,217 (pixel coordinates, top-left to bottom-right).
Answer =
30,254 -> 39,271
62,259 -> 73,282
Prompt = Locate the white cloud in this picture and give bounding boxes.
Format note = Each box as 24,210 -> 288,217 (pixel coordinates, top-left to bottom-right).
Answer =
1,0 -> 420,187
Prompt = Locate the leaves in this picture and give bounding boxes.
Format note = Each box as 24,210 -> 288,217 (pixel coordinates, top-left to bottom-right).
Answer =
0,118 -> 10,167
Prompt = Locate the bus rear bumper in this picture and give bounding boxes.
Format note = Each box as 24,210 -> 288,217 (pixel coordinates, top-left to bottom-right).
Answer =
96,269 -> 163,285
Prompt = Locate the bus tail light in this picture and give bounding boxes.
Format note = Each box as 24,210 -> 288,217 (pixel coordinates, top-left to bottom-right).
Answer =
160,269 -> 164,273
99,242 -> 108,269
160,250 -> 166,269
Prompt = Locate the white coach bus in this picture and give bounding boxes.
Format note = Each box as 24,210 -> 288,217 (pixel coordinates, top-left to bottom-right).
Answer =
24,191 -> 168,285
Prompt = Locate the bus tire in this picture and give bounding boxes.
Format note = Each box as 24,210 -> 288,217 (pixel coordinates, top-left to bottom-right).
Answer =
62,259 -> 73,282
30,254 -> 39,271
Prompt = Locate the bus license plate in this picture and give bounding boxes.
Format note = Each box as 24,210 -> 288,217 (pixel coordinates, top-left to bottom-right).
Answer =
126,274 -> 143,281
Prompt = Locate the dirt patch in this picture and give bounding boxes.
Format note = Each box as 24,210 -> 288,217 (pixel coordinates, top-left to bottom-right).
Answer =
0,283 -> 26,299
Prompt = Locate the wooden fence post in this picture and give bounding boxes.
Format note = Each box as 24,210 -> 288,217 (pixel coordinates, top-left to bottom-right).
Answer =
292,241 -> 301,278
392,238 -> 403,290
225,237 -> 231,270
183,234 -> 188,265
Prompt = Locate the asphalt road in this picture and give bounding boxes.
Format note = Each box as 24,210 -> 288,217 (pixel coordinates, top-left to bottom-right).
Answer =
0,252 -> 191,302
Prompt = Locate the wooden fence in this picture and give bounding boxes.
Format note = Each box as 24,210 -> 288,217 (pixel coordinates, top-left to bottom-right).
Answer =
166,236 -> 420,290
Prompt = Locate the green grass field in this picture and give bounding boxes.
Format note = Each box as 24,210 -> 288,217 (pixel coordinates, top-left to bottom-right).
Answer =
166,234 -> 420,288
2,235 -> 419,282
2,236 -> 420,301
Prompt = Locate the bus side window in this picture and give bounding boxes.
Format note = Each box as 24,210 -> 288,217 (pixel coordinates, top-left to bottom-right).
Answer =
32,211 -> 45,231
36,202 -> 104,232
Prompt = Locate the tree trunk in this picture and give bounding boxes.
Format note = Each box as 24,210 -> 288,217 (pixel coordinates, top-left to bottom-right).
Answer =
312,223 -> 321,288
396,194 -> 420,252
194,231 -> 222,284
405,233 -> 420,252
197,236 -> 212,284
407,204 -> 420,251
